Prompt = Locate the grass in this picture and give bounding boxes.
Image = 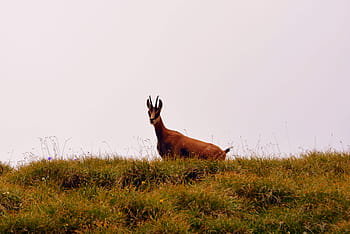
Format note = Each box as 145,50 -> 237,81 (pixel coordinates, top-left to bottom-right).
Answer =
0,151 -> 349,233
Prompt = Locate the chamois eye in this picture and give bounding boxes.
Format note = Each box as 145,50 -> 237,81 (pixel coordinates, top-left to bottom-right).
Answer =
148,111 -> 151,117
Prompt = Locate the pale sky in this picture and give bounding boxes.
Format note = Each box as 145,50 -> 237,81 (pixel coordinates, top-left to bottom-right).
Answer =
1,1 -> 349,165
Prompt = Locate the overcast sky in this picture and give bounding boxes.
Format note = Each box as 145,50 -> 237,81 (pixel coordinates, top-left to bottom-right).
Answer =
1,1 -> 349,164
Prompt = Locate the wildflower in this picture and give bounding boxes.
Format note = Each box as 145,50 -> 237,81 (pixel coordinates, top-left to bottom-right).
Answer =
141,181 -> 146,185
159,199 -> 164,204
47,157 -> 52,160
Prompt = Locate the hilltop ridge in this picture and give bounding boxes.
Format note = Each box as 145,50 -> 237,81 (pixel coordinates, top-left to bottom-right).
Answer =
0,151 -> 349,233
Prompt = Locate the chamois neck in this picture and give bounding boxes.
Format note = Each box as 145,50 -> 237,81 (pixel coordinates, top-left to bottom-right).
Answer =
154,117 -> 167,140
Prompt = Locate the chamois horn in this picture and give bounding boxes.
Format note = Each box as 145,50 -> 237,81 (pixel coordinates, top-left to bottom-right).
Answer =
148,96 -> 153,107
158,98 -> 163,109
155,96 -> 159,108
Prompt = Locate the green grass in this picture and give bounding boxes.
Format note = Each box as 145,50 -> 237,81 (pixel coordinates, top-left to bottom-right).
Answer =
0,152 -> 349,233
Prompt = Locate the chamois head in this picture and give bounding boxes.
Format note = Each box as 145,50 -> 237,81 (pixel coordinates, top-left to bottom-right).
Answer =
146,96 -> 163,125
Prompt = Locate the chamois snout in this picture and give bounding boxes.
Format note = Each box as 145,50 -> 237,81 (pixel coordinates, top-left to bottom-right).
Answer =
147,96 -> 163,125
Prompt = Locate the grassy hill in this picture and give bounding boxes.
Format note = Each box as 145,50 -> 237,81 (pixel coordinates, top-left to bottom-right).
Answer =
0,152 -> 349,233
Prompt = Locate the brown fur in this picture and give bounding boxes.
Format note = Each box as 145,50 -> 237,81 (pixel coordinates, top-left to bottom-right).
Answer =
147,96 -> 230,160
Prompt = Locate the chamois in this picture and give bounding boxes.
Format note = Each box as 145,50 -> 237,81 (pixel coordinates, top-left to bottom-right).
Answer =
147,96 -> 231,160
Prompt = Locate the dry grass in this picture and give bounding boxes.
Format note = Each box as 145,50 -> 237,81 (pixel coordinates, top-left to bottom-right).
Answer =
0,151 -> 349,233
